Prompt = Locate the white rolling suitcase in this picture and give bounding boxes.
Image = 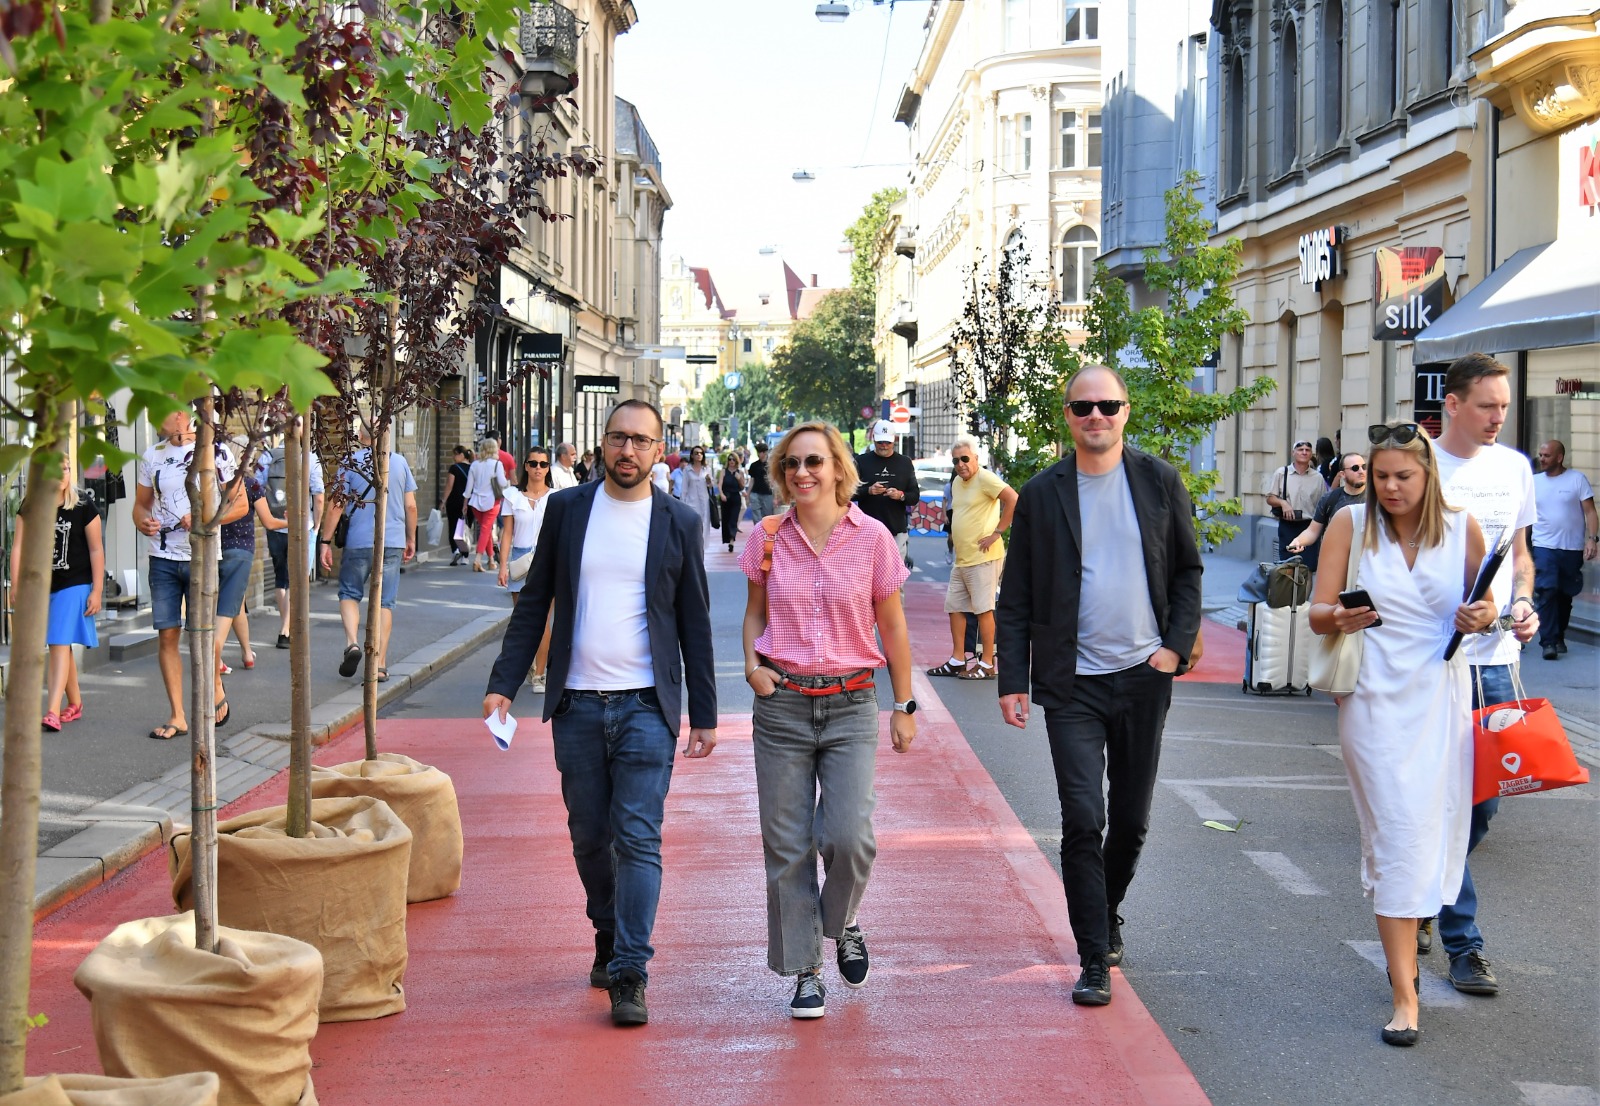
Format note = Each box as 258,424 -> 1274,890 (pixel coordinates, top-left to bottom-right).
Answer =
1243,601 -> 1314,696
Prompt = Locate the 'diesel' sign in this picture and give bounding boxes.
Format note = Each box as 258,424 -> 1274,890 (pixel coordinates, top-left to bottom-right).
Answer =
1298,225 -> 1347,288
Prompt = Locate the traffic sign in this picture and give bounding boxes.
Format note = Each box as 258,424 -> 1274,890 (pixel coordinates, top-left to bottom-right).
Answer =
725,372 -> 743,391
889,403 -> 911,426
860,406 -> 874,419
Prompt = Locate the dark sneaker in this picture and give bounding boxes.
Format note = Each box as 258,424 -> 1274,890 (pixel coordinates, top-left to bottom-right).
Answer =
590,930 -> 614,989
1106,914 -> 1125,967
1448,949 -> 1499,995
1072,953 -> 1112,1006
836,925 -> 870,988
1416,918 -> 1433,955
790,969 -> 826,1019
275,633 -> 291,650
1542,644 -> 1559,660
1557,640 -> 1568,654
608,968 -> 648,1026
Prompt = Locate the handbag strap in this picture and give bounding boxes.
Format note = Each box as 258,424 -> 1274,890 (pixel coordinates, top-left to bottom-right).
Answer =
1344,504 -> 1364,591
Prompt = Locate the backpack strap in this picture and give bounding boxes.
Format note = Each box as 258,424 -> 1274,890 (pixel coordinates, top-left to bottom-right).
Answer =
758,514 -> 783,575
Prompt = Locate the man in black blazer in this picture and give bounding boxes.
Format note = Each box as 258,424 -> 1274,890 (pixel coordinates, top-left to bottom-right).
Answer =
995,365 -> 1203,1007
483,399 -> 718,1028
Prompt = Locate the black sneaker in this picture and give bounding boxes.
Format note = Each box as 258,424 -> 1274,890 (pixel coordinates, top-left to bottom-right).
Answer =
1106,914 -> 1125,967
275,633 -> 291,650
1416,918 -> 1433,955
590,930 -> 614,989
1072,953 -> 1112,1006
1448,949 -> 1499,995
608,968 -> 648,1026
836,925 -> 870,988
790,969 -> 826,1019
1542,644 -> 1559,660
1557,640 -> 1568,654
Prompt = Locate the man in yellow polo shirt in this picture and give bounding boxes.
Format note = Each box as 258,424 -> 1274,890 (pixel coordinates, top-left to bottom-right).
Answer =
928,435 -> 1018,680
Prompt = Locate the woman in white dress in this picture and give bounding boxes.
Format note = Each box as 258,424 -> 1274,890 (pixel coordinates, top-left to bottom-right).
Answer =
678,445 -> 714,537
1310,421 -> 1496,1047
497,445 -> 555,691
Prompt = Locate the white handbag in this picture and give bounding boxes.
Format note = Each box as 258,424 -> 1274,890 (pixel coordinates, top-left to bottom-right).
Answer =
508,549 -> 534,581
1309,505 -> 1365,695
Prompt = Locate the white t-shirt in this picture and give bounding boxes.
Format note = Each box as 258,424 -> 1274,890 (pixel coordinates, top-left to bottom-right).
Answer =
651,461 -> 671,494
501,487 -> 548,550
137,438 -> 238,561
1532,468 -> 1595,550
566,487 -> 655,690
551,462 -> 578,491
1435,442 -> 1536,666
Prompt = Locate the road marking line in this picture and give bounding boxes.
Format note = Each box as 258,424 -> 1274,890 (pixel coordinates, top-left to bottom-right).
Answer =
1517,1083 -> 1600,1106
1162,782 -> 1237,823
1343,940 -> 1467,1008
1243,851 -> 1328,895
1162,774 -> 1349,790
1167,735 -> 1333,751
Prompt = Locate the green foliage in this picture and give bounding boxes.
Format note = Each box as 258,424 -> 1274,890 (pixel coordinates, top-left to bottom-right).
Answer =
842,187 -> 905,297
690,363 -> 783,444
947,247 -> 1072,489
1073,171 -> 1272,547
21,1014 -> 46,1035
769,288 -> 877,432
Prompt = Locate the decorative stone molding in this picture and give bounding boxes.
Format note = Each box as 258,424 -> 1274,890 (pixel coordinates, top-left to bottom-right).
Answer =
1031,82 -> 1052,100
1473,15 -> 1600,135
918,200 -> 971,274
1515,61 -> 1600,132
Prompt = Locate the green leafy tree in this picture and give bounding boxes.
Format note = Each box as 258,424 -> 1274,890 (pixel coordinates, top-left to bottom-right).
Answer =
770,287 -> 877,432
843,187 -> 905,297
690,363 -> 783,444
1073,170 -> 1273,547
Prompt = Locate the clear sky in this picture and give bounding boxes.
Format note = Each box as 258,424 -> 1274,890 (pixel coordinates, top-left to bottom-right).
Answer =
615,0 -> 928,308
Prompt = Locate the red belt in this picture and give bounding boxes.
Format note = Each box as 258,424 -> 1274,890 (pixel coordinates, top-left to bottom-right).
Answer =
780,669 -> 876,697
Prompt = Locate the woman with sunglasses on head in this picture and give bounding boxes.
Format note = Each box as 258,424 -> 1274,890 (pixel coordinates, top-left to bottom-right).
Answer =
719,450 -> 746,552
740,421 -> 915,1020
678,444 -> 714,541
1309,420 -> 1496,1047
498,446 -> 555,690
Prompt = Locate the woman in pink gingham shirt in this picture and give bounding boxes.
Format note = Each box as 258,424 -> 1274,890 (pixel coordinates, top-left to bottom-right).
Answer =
740,421 -> 915,1020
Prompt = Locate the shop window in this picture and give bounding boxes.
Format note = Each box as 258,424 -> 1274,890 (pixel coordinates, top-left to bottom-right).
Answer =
1064,0 -> 1099,41
1059,225 -> 1098,304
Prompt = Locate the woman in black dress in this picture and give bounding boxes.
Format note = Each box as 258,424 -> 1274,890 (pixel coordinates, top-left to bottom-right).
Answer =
441,445 -> 472,565
720,451 -> 745,552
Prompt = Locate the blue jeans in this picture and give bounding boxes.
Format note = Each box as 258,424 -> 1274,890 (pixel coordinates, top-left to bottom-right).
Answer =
147,556 -> 191,630
216,546 -> 253,618
549,688 -> 677,982
337,547 -> 401,607
1532,546 -> 1584,647
1437,663 -> 1512,957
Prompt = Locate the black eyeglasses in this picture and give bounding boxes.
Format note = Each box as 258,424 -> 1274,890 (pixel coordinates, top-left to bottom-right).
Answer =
604,432 -> 662,451
1067,399 -> 1128,418
525,459 -> 549,468
1368,423 -> 1421,446
952,455 -> 974,465
780,454 -> 828,473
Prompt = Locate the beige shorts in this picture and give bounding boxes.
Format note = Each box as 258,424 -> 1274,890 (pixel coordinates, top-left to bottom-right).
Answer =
945,558 -> 1002,614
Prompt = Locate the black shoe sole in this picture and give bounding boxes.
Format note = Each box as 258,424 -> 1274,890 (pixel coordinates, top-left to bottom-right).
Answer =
590,966 -> 610,988
338,646 -> 362,678
1449,978 -> 1499,995
610,1005 -> 648,1026
1071,987 -> 1112,1006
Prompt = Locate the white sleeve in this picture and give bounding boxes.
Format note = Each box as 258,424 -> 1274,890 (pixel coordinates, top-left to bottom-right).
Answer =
1515,463 -> 1537,530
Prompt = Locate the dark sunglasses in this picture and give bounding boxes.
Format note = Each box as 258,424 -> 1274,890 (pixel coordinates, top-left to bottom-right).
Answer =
1345,463 -> 1365,472
780,454 -> 828,473
525,459 -> 550,468
952,455 -> 974,465
1067,399 -> 1128,418
1368,423 -> 1420,446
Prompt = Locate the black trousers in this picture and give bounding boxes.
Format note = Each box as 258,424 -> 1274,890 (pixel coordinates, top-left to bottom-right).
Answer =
720,496 -> 740,545
1044,661 -> 1175,961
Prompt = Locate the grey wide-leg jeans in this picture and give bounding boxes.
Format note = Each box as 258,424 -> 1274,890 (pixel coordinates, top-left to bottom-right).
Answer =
752,684 -> 880,976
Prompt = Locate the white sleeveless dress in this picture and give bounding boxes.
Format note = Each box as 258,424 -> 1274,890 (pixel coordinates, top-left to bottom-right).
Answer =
1336,505 -> 1473,918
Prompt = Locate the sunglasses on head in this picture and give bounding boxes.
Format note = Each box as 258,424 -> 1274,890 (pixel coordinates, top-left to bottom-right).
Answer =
1368,423 -> 1421,446
1294,441 -> 1313,449
1067,399 -> 1128,418
780,454 -> 828,473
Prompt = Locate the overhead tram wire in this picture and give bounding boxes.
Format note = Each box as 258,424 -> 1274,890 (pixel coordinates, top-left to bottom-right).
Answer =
856,1 -> 897,166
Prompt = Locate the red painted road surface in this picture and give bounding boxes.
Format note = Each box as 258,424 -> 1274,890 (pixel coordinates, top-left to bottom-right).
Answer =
27,577 -> 1242,1104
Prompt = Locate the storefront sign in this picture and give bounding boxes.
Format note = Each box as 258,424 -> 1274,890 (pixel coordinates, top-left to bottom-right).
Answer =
1374,246 -> 1449,342
1297,225 -> 1346,287
1413,366 -> 1447,438
575,374 -> 621,395
517,332 -> 564,361
1580,133 -> 1600,213
1556,378 -> 1589,395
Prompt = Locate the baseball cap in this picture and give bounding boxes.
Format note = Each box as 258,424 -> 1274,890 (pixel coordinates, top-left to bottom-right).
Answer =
872,420 -> 896,443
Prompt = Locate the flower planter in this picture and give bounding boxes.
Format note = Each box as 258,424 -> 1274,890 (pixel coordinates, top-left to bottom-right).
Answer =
311,753 -> 462,902
72,913 -> 318,1106
170,795 -> 410,1022
0,1073 -> 220,1106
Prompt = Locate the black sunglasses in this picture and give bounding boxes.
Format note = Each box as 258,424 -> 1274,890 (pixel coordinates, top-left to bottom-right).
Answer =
525,459 -> 549,468
1345,463 -> 1365,472
780,454 -> 828,473
1368,423 -> 1421,446
1067,399 -> 1128,418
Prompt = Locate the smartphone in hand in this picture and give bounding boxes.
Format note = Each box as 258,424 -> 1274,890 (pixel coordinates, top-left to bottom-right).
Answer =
1339,588 -> 1382,627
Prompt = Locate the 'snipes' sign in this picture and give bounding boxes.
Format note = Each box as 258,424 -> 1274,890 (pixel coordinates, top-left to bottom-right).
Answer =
1297,225 -> 1346,287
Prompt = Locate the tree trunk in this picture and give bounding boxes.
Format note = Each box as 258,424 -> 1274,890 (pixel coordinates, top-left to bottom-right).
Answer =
361,302 -> 398,761
0,405 -> 71,1094
186,404 -> 222,954
285,416 -> 312,838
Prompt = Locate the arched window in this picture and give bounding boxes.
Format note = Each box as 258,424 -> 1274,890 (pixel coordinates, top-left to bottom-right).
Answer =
1226,56 -> 1246,194
1321,0 -> 1344,150
1059,225 -> 1098,304
1278,22 -> 1300,175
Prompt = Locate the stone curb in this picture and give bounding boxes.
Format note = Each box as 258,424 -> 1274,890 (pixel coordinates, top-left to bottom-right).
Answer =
31,608 -> 510,916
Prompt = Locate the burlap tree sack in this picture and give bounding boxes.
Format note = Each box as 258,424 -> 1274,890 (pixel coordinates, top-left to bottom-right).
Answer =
71,913 -> 318,1106
310,753 -> 463,902
170,795 -> 410,1022
0,1074 -> 220,1106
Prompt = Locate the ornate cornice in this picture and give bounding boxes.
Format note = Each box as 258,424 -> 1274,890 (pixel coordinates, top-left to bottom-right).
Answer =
1472,12 -> 1600,135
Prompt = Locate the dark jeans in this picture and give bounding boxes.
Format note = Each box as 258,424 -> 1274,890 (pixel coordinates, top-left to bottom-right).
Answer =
549,687 -> 677,982
1437,663 -> 1512,957
1532,546 -> 1584,647
1044,661 -> 1175,962
1277,518 -> 1317,571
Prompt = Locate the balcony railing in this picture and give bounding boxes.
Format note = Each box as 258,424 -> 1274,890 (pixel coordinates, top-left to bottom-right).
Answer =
519,4 -> 579,99
1058,303 -> 1088,328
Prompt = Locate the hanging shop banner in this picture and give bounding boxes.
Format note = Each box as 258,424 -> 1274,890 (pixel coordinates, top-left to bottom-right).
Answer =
518,332 -> 564,362
1374,246 -> 1449,342
575,375 -> 621,395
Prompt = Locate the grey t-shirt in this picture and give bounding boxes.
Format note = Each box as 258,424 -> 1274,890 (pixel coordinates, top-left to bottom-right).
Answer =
1076,462 -> 1163,675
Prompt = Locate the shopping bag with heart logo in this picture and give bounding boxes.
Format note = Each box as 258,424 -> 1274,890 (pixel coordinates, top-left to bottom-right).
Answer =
1471,664 -> 1589,805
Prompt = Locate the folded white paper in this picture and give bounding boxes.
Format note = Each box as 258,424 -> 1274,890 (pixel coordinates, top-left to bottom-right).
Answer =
485,710 -> 518,751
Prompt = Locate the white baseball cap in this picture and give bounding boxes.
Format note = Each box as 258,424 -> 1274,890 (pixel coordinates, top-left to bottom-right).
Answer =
872,420 -> 896,443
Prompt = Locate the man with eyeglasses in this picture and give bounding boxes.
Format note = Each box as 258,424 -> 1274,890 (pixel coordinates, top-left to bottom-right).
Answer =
1426,352 -> 1539,997
995,365 -> 1203,1008
927,435 -> 1016,680
1263,439 -> 1329,569
483,398 -> 718,1028
1286,452 -> 1368,563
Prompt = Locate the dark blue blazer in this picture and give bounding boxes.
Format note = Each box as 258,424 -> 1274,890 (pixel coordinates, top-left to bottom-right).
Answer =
485,481 -> 717,736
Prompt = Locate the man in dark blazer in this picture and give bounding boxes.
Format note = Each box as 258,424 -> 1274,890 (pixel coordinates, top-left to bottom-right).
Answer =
995,364 -> 1203,1008
484,399 -> 718,1028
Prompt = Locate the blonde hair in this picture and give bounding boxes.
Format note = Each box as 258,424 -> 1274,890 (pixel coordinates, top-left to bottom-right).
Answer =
771,421 -> 859,508
1363,421 -> 1458,551
59,453 -> 80,509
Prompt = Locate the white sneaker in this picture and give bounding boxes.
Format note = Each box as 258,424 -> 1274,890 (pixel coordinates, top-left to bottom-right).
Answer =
529,672 -> 546,693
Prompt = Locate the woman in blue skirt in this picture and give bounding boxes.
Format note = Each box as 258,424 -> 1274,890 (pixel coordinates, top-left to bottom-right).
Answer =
9,462 -> 104,731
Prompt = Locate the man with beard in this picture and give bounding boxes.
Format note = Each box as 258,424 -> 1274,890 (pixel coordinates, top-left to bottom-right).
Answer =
484,399 -> 718,1027
1286,452 -> 1368,564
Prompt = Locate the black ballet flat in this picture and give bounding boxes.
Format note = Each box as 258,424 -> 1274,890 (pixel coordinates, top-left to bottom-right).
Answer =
1381,1025 -> 1420,1047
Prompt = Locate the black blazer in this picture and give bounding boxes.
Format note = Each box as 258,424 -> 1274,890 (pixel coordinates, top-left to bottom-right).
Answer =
995,446 -> 1204,710
485,482 -> 717,737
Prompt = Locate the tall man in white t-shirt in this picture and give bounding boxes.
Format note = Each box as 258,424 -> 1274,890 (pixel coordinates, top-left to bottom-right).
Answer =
1429,353 -> 1541,997
483,399 -> 718,1028
1532,439 -> 1598,659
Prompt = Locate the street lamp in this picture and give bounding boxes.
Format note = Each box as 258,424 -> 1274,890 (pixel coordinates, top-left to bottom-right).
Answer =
791,170 -> 816,182
815,3 -> 850,22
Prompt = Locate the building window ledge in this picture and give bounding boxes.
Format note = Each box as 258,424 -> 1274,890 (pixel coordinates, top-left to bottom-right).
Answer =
1266,166 -> 1305,192
1218,188 -> 1249,212
1306,142 -> 1351,171
1357,116 -> 1407,146
1406,86 -> 1460,116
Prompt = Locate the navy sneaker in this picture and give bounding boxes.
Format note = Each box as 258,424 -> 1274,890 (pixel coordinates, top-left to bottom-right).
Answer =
590,930 -> 614,989
836,925 -> 870,988
790,969 -> 826,1019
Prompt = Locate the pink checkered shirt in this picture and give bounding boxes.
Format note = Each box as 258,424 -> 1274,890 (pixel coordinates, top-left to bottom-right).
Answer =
740,504 -> 909,675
